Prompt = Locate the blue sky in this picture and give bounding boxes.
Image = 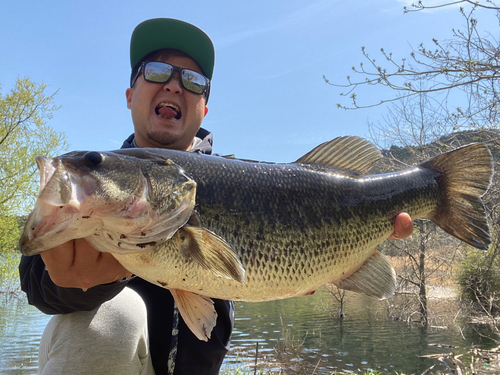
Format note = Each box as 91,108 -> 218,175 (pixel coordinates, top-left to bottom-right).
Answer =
2,0 -> 496,162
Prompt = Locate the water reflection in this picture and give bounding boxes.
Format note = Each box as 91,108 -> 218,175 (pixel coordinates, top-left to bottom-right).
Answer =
0,288 -> 497,374
0,295 -> 50,374
224,287 -> 497,374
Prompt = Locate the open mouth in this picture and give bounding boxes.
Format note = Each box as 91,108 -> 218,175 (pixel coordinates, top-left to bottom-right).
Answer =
155,102 -> 182,120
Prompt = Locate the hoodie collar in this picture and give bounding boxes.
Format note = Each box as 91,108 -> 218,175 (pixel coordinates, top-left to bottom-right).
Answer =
121,128 -> 213,155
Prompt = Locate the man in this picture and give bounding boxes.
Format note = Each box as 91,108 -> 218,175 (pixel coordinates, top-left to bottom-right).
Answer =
19,18 -> 414,375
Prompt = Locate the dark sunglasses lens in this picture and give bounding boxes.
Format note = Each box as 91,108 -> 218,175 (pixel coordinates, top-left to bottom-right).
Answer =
144,62 -> 173,83
143,62 -> 207,95
181,70 -> 207,94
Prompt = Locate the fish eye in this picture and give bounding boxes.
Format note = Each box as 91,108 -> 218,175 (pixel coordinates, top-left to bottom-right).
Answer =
83,151 -> 104,166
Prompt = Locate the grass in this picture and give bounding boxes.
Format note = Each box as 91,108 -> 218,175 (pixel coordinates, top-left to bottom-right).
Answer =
221,341 -> 389,375
220,353 -> 281,375
221,366 -> 384,375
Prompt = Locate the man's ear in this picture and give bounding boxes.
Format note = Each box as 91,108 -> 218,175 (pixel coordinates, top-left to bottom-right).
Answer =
204,106 -> 209,117
126,88 -> 133,109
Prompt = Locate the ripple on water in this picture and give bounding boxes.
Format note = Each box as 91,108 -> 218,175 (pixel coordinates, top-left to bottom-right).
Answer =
1,287 -> 498,375
223,287 -> 497,374
0,296 -> 51,374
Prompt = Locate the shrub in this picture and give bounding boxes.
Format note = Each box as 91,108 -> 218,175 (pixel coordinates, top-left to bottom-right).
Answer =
456,247 -> 500,314
0,214 -> 24,293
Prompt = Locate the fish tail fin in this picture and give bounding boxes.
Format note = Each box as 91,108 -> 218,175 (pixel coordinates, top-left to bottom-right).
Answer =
421,143 -> 493,250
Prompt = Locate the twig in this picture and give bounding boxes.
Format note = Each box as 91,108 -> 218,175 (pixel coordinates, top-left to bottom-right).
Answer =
453,354 -> 465,375
254,342 -> 258,375
312,358 -> 321,374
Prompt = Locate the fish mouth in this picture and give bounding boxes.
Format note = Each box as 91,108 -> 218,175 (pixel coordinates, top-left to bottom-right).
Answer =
155,102 -> 182,120
19,157 -> 77,255
35,156 -> 73,206
36,156 -> 57,192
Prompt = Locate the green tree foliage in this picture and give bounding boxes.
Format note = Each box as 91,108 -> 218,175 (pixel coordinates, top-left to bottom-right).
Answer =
0,77 -> 67,214
0,215 -> 24,290
0,77 -> 66,290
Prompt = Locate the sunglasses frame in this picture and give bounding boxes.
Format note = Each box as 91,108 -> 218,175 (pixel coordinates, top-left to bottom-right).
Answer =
131,61 -> 211,101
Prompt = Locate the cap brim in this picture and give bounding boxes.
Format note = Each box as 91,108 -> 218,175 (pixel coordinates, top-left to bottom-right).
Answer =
130,18 -> 214,80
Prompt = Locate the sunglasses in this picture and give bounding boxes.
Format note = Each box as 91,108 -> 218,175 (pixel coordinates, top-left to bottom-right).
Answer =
131,61 -> 210,98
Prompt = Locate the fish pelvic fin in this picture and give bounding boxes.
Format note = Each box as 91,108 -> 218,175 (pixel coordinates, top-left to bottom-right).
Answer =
295,136 -> 382,175
334,250 -> 396,300
180,225 -> 246,284
421,143 -> 493,250
170,289 -> 216,341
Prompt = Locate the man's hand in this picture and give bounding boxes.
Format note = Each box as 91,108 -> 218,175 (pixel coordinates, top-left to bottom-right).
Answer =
388,213 -> 414,240
40,239 -> 133,290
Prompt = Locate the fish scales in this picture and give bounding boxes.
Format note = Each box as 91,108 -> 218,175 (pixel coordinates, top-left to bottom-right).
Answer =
19,136 -> 493,341
112,153 -> 442,302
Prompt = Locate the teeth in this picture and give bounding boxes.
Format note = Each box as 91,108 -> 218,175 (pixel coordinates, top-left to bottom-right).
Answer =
157,102 -> 179,111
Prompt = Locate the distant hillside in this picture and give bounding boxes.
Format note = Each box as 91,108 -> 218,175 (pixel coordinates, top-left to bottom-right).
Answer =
372,129 -> 500,173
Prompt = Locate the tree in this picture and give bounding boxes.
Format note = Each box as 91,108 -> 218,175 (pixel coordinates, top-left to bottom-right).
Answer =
0,77 -> 66,289
326,0 -> 500,321
325,284 -> 353,319
326,0 -> 500,132
368,92 -> 473,326
0,77 -> 67,215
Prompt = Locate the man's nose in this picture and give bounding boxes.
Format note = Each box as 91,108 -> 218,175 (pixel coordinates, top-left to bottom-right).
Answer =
163,72 -> 183,94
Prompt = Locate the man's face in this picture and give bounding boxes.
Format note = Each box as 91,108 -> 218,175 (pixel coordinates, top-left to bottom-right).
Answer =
126,55 -> 209,151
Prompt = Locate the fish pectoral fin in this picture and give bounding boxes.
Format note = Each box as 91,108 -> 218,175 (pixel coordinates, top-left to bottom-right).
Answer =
333,250 -> 396,300
170,289 -> 217,342
181,225 -> 246,284
187,210 -> 203,227
295,136 -> 381,175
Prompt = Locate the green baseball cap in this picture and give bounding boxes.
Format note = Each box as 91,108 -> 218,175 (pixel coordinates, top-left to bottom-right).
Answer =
130,18 -> 215,80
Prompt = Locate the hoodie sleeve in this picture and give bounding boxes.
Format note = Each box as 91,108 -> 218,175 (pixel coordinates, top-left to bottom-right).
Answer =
19,254 -> 127,314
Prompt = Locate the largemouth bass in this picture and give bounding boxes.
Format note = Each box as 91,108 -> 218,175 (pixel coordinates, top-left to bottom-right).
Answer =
19,136 -> 493,341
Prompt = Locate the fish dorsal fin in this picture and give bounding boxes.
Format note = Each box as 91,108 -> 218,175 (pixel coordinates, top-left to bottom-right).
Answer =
295,136 -> 382,175
170,289 -> 217,341
334,250 -> 396,300
180,225 -> 246,284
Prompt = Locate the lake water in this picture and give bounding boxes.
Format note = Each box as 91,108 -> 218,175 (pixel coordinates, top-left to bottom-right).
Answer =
0,295 -> 49,374
1,288 -> 498,374
225,288 -> 498,374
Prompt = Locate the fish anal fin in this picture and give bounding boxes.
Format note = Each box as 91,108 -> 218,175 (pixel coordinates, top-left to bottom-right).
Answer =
170,289 -> 217,342
180,225 -> 245,284
295,136 -> 382,175
334,250 -> 396,300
